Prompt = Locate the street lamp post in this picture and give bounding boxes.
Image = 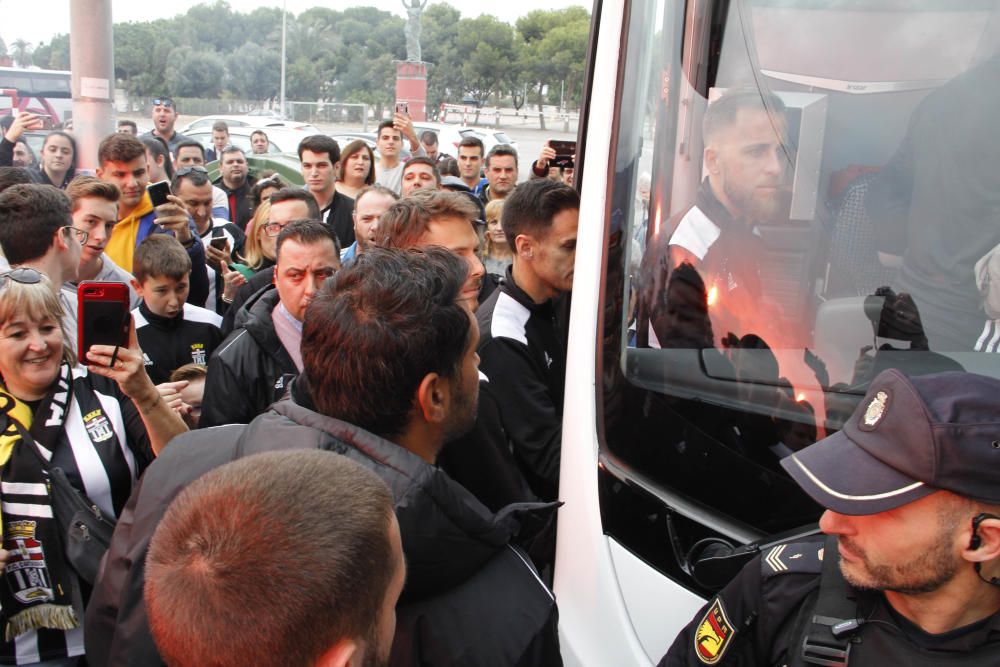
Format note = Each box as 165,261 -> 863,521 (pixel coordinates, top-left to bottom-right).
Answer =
280,0 -> 287,118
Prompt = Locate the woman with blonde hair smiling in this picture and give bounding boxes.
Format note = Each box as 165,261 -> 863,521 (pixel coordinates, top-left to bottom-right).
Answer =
0,269 -> 185,662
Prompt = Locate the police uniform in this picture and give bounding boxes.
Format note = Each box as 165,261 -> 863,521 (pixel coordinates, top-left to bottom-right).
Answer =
661,369 -> 1000,666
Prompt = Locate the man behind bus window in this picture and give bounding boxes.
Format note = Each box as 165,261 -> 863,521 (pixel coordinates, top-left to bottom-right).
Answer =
641,89 -> 792,348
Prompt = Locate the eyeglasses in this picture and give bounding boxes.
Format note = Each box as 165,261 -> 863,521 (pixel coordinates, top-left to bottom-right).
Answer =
152,98 -> 174,108
0,268 -> 44,287
175,166 -> 208,177
262,219 -> 312,237
61,226 -> 89,246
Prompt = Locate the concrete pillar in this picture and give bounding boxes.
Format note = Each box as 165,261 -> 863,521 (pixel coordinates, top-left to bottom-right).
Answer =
70,0 -> 115,171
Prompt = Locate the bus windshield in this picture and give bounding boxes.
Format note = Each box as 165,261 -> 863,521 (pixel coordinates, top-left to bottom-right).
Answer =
604,0 -> 1000,535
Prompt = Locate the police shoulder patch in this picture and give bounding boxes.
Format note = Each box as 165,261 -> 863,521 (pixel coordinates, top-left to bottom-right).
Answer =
760,540 -> 824,577
694,597 -> 736,664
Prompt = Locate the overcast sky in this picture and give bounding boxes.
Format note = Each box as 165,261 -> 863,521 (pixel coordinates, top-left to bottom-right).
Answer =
3,0 -> 591,50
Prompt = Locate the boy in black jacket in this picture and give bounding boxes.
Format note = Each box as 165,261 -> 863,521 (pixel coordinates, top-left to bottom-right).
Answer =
132,235 -> 223,385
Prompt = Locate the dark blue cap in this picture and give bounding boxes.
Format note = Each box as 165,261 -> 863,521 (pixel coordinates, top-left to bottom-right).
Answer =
781,369 -> 1000,515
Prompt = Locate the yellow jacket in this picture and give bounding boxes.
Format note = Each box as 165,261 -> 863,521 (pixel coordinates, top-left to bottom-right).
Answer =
105,192 -> 154,273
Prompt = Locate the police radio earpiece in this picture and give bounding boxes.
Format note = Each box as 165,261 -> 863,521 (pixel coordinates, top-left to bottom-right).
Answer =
970,513 -> 1000,587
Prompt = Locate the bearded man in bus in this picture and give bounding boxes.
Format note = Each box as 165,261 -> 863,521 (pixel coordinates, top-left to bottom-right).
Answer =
641,89 -> 792,349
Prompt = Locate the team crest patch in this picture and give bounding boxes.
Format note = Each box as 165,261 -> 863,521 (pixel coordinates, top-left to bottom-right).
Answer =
4,520 -> 55,604
83,408 -> 114,443
190,343 -> 207,366
694,598 -> 735,664
862,390 -> 889,428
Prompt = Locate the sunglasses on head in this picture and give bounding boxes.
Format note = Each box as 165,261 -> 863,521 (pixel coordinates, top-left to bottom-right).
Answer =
0,268 -> 44,287
152,98 -> 174,109
175,166 -> 208,177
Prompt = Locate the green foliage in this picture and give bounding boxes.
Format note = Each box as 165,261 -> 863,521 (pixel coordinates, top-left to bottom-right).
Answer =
30,3 -> 592,109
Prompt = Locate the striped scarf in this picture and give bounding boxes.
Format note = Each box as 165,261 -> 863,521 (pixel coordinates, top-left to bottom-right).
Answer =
0,364 -> 86,640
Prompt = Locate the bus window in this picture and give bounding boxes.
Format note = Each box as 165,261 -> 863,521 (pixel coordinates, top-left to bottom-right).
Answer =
597,0 -> 1000,583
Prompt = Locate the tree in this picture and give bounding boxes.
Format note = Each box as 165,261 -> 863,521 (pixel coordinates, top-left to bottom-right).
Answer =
165,47 -> 226,98
456,15 -> 517,104
10,40 -> 33,68
226,43 -> 281,102
420,3 -> 464,110
32,34 -> 71,70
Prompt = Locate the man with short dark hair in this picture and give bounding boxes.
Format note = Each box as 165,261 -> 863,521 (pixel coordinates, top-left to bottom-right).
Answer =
212,146 -> 256,230
86,246 -> 561,667
401,155 -> 441,197
145,449 -> 404,667
205,120 -> 229,162
117,119 -> 138,136
175,140 -> 231,222
376,190 -> 535,512
250,129 -> 269,155
200,220 -> 339,427
0,166 -> 33,194
457,136 -> 488,194
420,129 -> 450,164
172,167 -> 246,313
662,369 -> 1000,666
476,178 -> 579,500
298,135 -> 355,249
641,89 -> 790,348
340,185 -> 398,263
141,97 -> 193,154
374,111 -> 424,194
219,188 -> 321,333
0,183 -> 85,336
479,144 -> 518,204
97,134 -> 210,307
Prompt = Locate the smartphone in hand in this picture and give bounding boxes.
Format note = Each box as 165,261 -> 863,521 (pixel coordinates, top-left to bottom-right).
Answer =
78,282 -> 130,364
147,181 -> 172,208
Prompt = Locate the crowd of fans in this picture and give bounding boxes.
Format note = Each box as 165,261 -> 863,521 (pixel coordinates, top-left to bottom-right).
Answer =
0,99 -> 578,666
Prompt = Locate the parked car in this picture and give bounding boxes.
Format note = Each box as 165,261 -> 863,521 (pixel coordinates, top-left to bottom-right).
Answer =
411,122 -> 485,156
179,115 -> 321,135
186,125 -> 320,156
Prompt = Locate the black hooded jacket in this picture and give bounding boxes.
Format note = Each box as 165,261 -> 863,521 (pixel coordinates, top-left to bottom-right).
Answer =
84,378 -> 562,666
199,286 -> 298,428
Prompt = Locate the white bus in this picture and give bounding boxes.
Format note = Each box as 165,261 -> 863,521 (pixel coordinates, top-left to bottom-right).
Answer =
0,66 -> 73,126
556,0 -> 1000,663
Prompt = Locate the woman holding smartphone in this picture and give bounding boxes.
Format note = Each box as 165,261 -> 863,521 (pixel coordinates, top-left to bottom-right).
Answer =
0,269 -> 186,664
0,113 -> 78,188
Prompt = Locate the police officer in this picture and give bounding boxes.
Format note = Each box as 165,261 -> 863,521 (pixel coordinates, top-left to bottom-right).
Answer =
661,368 -> 1000,665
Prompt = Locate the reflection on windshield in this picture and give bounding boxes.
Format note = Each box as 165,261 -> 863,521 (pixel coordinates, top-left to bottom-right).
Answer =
607,0 -> 1000,536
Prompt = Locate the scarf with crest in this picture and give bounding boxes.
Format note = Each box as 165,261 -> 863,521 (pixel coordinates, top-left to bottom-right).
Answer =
0,363 -> 121,640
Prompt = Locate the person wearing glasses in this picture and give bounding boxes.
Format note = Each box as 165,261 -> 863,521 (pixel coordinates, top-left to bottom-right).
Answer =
140,97 -> 193,155
0,184 -> 88,340
219,188 -> 320,335
0,267 -> 187,666
200,220 -> 340,428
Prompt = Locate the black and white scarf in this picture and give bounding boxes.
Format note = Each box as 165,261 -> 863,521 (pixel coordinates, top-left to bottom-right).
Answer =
0,363 -> 125,640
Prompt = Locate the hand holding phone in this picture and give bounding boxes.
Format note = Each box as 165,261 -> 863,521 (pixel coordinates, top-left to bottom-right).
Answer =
78,281 -> 131,364
147,181 -> 171,208
549,140 -> 577,169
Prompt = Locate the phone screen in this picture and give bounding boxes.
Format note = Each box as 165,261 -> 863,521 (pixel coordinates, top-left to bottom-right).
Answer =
147,181 -> 171,208
209,237 -> 229,251
78,283 -> 130,362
